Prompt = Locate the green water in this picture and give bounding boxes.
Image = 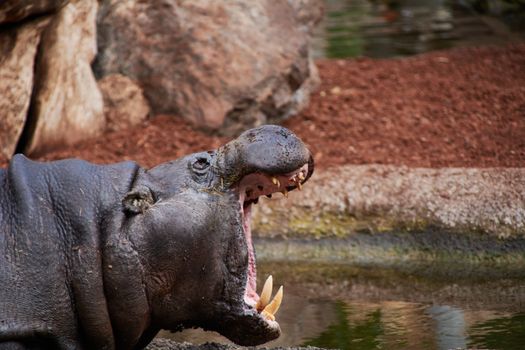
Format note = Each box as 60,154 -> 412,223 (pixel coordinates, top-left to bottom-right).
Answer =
304,303 -> 388,350
264,262 -> 525,349
313,0 -> 525,58
160,261 -> 525,349
302,301 -> 525,350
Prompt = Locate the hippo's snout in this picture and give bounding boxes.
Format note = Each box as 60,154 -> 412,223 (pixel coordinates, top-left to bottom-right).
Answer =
216,125 -> 313,187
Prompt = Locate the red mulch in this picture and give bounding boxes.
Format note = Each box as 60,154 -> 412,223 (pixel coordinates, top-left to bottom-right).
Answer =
1,44 -> 524,169
284,44 -> 525,168
34,115 -> 228,168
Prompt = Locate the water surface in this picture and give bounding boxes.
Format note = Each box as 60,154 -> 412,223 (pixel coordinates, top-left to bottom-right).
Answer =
159,262 -> 525,349
312,0 -> 525,58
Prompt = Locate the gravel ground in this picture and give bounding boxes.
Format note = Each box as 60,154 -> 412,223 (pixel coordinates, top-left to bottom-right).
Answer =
285,44 -> 525,169
2,44 -> 523,170
146,339 -> 326,350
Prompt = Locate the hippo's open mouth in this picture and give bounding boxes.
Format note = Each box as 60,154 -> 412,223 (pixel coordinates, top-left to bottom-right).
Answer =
209,125 -> 313,345
236,161 -> 311,326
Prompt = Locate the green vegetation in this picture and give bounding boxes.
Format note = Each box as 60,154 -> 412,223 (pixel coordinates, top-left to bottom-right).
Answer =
324,3 -> 366,58
253,208 -> 499,240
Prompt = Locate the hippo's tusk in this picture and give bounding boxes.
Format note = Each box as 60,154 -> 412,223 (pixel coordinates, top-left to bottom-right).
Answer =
282,189 -> 288,198
261,286 -> 283,321
256,275 -> 273,311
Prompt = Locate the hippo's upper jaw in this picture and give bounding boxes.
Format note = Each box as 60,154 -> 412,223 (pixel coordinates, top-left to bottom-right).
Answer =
207,125 -> 314,345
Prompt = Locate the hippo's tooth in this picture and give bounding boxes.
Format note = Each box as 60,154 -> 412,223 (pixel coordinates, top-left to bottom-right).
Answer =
271,177 -> 278,186
298,172 -> 305,181
282,189 -> 288,198
256,275 -> 273,311
261,286 -> 283,321
297,181 -> 302,191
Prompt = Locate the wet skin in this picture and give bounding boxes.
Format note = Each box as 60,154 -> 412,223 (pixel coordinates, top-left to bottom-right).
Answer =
0,125 -> 313,349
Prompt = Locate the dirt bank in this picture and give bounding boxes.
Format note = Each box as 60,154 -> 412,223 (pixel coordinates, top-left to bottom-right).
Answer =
1,44 -> 523,169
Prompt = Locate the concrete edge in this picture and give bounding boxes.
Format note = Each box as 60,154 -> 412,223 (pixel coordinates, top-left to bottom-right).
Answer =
252,165 -> 525,239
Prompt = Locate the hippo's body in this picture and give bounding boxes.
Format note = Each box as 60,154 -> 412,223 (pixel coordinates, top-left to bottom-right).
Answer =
0,126 -> 313,349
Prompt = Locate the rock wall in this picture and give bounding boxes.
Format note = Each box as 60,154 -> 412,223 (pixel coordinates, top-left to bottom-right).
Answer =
0,0 -> 68,24
0,0 -> 321,159
0,0 -> 108,157
95,0 -> 322,135
0,18 -> 49,160
98,74 -> 150,132
24,0 -> 105,155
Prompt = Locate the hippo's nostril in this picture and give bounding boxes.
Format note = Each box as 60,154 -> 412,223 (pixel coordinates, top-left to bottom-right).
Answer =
193,157 -> 210,171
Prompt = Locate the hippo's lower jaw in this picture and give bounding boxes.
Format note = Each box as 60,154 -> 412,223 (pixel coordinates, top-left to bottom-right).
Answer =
223,161 -> 311,346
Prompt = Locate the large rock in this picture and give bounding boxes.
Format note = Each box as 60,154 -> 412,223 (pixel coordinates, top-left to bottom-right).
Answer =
97,74 -> 150,132
24,0 -> 104,155
0,0 -> 68,24
95,0 -> 322,135
0,18 -> 49,160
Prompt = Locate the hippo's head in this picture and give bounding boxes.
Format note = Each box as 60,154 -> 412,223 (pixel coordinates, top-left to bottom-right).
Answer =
118,125 -> 313,346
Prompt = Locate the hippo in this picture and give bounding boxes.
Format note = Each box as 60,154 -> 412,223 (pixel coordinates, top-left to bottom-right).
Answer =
0,125 -> 313,349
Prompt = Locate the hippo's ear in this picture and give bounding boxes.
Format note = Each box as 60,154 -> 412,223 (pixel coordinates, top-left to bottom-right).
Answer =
122,186 -> 155,215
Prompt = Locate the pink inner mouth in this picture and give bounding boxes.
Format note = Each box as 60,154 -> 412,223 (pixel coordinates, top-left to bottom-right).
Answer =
242,205 -> 258,307
236,164 -> 309,309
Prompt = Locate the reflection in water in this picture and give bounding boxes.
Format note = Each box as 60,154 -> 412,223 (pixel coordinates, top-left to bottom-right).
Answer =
159,289 -> 525,350
427,305 -> 467,350
303,301 -> 525,350
302,301 -> 435,350
303,302 -> 385,350
313,0 -> 525,58
468,313 -> 525,350
158,262 -> 525,349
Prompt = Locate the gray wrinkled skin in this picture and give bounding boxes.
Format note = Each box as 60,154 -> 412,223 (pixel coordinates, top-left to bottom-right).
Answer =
0,125 -> 313,349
